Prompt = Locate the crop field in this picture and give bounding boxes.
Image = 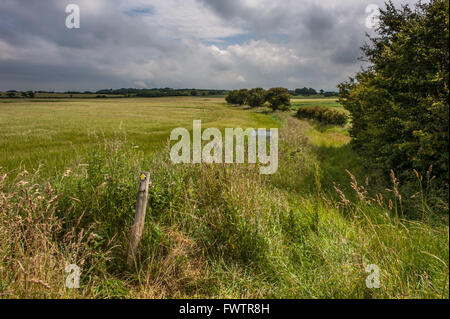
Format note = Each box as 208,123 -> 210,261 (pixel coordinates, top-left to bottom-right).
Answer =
0,97 -> 275,175
0,96 -> 448,299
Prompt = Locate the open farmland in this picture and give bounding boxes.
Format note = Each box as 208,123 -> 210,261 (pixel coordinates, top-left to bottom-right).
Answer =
291,98 -> 343,110
0,96 -> 447,299
0,97 -> 276,175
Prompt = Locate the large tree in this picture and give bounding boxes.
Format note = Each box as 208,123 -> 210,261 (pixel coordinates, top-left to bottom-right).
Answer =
247,88 -> 266,107
338,0 -> 449,189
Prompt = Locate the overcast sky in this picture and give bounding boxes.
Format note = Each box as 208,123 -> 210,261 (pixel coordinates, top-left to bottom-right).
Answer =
0,0 -> 418,91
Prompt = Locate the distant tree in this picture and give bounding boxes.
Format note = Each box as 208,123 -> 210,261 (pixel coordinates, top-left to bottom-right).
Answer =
265,87 -> 291,111
320,89 -> 324,95
22,91 -> 35,98
225,90 -> 240,104
191,90 -> 198,96
6,92 -> 16,98
294,87 -> 317,96
308,88 -> 317,95
247,88 -> 266,107
323,91 -> 337,97
236,89 -> 249,105
225,89 -> 250,105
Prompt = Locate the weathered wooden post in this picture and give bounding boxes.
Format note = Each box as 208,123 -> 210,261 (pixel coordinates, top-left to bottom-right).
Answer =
127,172 -> 150,267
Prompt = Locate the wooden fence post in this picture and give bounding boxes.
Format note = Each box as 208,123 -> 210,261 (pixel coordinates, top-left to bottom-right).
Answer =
127,172 -> 150,267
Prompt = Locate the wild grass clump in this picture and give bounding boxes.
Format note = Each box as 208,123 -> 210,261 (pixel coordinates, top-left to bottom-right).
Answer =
296,106 -> 348,125
0,169 -> 110,298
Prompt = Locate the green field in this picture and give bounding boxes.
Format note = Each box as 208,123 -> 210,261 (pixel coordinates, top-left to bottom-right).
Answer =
0,97 -> 275,175
0,97 -> 448,298
291,98 -> 343,110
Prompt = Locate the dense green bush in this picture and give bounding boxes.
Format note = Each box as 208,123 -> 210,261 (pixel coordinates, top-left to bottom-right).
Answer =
296,106 -> 348,126
338,0 -> 449,191
225,90 -> 239,104
236,89 -> 249,105
265,87 -> 291,111
294,87 -> 317,96
225,89 -> 249,105
247,88 -> 266,107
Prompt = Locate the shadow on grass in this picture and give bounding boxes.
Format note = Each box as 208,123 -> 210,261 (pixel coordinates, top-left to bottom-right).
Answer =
311,142 -> 387,201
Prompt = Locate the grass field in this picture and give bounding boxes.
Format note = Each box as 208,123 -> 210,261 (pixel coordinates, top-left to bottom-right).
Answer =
0,97 -> 448,298
291,98 -> 343,111
0,97 -> 275,175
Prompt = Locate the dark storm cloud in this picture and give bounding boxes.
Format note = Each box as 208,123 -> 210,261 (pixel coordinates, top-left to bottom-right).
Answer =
0,60 -> 125,91
0,0 -> 419,91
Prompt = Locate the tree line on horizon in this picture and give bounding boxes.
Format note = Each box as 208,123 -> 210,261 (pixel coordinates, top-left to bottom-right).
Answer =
0,88 -> 228,98
1,87 -> 337,99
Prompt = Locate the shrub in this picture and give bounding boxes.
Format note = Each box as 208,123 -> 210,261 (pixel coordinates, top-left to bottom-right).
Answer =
247,88 -> 266,108
296,106 -> 348,126
225,90 -> 239,104
236,89 -> 249,105
225,89 -> 250,106
265,87 -> 291,111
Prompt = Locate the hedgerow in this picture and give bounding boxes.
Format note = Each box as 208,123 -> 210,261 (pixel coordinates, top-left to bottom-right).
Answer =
296,106 -> 348,126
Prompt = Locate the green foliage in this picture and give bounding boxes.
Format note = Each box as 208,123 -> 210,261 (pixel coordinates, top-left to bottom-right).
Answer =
296,106 -> 348,126
20,91 -> 35,98
225,90 -> 240,104
338,0 -> 449,192
265,87 -> 291,111
295,87 -> 317,96
225,89 -> 250,105
323,91 -> 338,97
247,88 -> 266,107
226,87 -> 292,109
236,89 -> 250,105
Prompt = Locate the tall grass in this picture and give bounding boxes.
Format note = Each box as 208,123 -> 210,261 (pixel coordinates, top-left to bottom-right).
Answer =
0,115 -> 448,298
